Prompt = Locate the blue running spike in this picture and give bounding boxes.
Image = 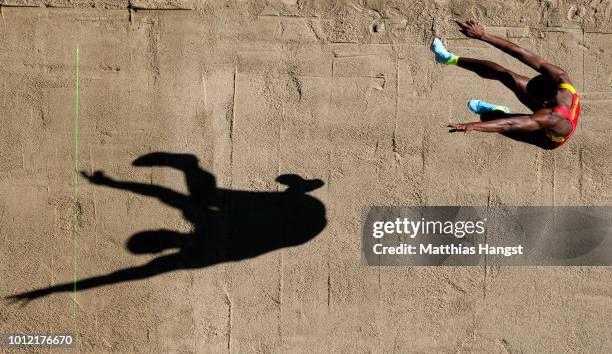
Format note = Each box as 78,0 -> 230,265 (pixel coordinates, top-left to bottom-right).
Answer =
431,38 -> 458,65
468,99 -> 510,115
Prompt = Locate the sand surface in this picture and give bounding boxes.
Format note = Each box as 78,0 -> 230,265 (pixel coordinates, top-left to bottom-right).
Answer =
1,0 -> 611,352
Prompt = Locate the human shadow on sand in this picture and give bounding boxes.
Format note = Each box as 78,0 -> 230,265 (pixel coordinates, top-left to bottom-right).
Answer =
8,152 -> 327,302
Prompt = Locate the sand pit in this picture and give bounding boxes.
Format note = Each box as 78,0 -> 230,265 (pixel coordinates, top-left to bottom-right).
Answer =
1,0 -> 611,352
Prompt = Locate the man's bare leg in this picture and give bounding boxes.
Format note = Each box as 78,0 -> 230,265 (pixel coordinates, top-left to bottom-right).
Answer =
457,57 -> 533,108
431,38 -> 539,111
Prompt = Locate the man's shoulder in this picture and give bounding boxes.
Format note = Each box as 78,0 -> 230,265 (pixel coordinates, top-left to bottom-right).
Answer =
532,108 -> 565,125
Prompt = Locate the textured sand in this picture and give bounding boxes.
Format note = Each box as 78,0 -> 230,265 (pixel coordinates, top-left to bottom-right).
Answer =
1,0 -> 612,352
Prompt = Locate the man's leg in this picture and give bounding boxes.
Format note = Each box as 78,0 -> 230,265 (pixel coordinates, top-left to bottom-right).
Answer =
456,57 -> 540,111
431,39 -> 539,111
457,57 -> 524,89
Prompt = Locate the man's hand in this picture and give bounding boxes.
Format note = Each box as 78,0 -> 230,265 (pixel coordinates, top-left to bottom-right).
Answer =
447,123 -> 473,132
456,20 -> 485,39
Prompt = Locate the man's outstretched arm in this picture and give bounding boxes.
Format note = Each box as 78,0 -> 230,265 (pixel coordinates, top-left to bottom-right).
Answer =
448,110 -> 558,133
456,20 -> 568,83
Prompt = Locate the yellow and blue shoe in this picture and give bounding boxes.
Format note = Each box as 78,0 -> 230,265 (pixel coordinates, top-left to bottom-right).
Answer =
468,99 -> 510,115
431,38 -> 459,65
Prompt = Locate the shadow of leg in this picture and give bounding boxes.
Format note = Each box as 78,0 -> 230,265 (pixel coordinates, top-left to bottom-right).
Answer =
126,229 -> 188,254
6,253 -> 186,302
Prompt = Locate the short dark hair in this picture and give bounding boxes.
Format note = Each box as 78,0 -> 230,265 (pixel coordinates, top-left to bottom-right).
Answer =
526,75 -> 557,103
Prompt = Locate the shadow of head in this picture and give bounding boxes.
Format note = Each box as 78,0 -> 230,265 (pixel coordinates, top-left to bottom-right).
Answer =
276,174 -> 324,193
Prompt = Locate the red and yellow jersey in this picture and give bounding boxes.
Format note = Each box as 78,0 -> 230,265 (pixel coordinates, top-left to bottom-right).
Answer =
548,83 -> 581,148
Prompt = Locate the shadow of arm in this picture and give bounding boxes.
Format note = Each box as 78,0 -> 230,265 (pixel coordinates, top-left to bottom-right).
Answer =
82,171 -> 188,210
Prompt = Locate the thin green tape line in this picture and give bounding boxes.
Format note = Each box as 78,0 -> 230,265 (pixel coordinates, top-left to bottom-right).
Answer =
73,43 -> 80,317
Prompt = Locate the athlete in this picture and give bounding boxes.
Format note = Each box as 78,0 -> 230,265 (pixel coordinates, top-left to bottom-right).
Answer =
432,20 -> 581,149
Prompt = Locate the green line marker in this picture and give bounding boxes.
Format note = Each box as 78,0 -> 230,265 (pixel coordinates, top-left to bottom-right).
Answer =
73,43 -> 80,318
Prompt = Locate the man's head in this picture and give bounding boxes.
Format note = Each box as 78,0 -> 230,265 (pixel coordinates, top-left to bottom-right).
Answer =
526,75 -> 557,105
